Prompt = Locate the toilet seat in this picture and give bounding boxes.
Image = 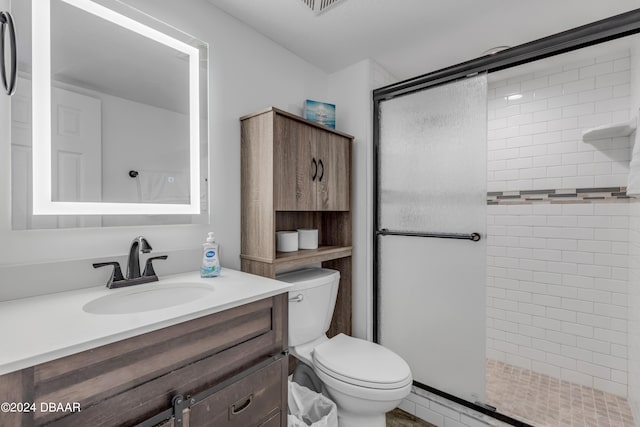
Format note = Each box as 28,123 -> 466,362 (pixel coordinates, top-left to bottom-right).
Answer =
312,334 -> 412,390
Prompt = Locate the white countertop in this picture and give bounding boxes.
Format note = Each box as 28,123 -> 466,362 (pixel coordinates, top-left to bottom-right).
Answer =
0,269 -> 292,376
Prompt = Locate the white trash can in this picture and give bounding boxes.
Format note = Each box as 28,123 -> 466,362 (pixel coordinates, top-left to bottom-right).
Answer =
288,381 -> 338,427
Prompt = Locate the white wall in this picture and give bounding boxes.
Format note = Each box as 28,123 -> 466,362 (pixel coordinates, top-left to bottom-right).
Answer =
327,60 -> 371,341
327,59 -> 396,340
0,0 -> 329,300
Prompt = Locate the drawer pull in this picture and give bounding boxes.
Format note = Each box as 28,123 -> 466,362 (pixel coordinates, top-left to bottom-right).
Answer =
230,394 -> 253,416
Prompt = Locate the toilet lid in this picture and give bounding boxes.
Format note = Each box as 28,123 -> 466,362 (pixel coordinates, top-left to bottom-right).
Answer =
312,334 -> 412,390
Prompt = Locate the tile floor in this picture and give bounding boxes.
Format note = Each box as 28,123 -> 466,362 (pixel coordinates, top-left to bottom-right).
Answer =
486,359 -> 635,427
387,408 -> 436,427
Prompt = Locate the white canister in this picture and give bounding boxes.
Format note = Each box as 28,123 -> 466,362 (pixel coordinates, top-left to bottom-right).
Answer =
276,231 -> 298,252
297,228 -> 318,250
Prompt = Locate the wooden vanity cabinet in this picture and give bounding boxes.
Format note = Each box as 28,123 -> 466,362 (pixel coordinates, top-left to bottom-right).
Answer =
0,294 -> 288,427
240,107 -> 353,340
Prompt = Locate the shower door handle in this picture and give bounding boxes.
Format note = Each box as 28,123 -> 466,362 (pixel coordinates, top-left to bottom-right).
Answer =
0,11 -> 17,96
378,229 -> 482,241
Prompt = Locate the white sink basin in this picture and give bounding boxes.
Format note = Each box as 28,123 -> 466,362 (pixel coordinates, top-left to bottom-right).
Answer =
83,283 -> 214,315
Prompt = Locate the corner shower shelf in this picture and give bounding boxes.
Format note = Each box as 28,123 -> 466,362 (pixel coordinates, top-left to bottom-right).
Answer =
582,117 -> 637,142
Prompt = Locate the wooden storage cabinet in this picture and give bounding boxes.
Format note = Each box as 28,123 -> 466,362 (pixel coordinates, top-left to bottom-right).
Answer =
273,112 -> 350,212
240,107 -> 353,339
0,294 -> 288,427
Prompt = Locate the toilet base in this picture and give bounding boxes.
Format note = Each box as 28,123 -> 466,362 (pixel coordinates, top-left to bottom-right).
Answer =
319,377 -> 408,427
337,410 -> 386,427
313,357 -> 411,427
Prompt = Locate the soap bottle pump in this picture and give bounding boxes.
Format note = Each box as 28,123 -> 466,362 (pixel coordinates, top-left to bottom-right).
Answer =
201,232 -> 221,278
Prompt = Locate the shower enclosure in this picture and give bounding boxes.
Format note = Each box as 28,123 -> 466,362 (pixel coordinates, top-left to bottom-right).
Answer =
374,10 -> 640,427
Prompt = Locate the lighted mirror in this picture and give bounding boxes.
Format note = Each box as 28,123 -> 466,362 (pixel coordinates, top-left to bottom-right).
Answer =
10,0 -> 209,229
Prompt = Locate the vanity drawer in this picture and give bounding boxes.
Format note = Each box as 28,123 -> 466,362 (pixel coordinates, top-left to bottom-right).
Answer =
188,356 -> 286,427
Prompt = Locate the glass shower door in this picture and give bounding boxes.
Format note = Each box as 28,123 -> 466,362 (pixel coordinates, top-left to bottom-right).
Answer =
377,75 -> 488,403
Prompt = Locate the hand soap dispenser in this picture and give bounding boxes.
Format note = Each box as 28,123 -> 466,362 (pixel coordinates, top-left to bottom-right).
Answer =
201,232 -> 221,278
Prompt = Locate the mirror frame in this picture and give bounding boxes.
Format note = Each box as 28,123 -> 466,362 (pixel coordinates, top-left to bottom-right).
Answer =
31,0 -> 201,215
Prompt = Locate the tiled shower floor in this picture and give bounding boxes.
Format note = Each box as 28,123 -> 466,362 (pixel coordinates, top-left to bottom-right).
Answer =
486,359 -> 635,427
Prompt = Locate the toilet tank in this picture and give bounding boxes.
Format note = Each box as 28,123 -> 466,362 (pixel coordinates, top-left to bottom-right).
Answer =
276,268 -> 340,347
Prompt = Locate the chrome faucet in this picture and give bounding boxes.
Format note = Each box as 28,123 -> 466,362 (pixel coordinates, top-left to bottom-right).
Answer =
93,236 -> 167,288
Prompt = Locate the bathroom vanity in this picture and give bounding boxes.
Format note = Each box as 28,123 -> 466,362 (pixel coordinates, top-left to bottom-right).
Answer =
0,269 -> 291,427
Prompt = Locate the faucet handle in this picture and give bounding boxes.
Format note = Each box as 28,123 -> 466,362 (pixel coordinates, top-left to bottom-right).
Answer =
93,262 -> 125,287
135,236 -> 153,253
143,255 -> 168,277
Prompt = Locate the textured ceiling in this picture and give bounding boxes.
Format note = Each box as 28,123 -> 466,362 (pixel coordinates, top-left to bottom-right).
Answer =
206,0 -> 640,80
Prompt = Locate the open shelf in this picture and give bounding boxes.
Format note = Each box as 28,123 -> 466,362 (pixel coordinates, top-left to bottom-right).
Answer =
274,245 -> 352,272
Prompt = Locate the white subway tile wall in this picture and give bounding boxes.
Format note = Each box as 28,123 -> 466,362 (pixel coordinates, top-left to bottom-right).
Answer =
487,50 -> 632,193
487,202 -> 630,397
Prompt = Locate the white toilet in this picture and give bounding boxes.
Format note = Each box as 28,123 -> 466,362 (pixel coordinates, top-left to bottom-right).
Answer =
278,267 -> 412,427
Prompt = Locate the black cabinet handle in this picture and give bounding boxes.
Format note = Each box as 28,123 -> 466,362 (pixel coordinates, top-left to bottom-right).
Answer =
318,159 -> 324,182
93,262 -> 125,282
311,157 -> 317,181
143,255 -> 168,277
230,394 -> 253,416
0,11 -> 17,96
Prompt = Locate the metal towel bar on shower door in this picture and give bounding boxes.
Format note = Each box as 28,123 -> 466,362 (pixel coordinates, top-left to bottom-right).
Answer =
377,229 -> 481,242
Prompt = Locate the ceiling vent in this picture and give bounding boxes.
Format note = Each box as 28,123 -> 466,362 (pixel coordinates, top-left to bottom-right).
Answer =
300,0 -> 347,15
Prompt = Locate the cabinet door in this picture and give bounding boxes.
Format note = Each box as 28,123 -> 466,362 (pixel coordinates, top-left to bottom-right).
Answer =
274,115 -> 316,211
317,132 -> 350,211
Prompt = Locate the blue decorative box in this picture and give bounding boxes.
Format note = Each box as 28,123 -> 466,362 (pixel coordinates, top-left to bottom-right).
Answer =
304,99 -> 335,129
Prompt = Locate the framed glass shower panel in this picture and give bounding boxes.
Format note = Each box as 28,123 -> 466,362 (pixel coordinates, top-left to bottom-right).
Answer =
377,75 -> 488,403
